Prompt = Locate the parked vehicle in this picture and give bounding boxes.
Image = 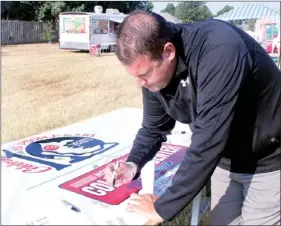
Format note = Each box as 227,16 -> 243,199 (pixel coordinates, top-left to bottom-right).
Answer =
59,6 -> 126,51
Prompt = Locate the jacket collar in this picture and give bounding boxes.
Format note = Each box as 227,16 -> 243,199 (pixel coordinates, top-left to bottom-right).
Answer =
160,24 -> 188,96
175,55 -> 187,77
169,22 -> 188,78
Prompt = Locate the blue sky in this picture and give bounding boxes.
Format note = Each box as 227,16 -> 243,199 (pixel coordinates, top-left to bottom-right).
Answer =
152,1 -> 280,14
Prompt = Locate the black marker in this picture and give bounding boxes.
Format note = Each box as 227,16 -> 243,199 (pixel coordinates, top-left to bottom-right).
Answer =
61,200 -> 81,213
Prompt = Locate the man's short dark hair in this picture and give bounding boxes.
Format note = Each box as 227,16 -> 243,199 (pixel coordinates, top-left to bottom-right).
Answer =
115,11 -> 175,65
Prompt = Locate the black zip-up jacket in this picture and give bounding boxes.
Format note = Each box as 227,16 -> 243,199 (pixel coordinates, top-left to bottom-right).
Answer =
126,19 -> 281,221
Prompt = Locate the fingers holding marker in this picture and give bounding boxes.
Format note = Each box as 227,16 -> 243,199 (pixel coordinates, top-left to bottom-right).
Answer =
112,161 -> 122,187
114,178 -> 126,187
104,162 -> 118,185
114,161 -> 125,175
103,160 -> 133,187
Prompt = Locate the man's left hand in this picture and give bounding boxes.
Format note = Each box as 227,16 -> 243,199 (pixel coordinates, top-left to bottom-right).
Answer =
127,193 -> 164,223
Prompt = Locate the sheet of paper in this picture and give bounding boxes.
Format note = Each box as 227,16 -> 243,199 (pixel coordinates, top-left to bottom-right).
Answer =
139,160 -> 155,195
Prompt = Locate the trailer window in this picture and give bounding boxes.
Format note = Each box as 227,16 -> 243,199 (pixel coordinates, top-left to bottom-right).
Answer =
109,20 -> 120,33
63,18 -> 86,33
265,24 -> 278,40
92,19 -> 108,34
109,21 -> 114,33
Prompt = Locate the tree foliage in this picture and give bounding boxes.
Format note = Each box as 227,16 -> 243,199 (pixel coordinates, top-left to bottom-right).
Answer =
161,3 -> 176,16
214,5 -> 234,17
1,1 -> 154,22
1,1 -> 41,21
245,19 -> 257,32
159,2 -> 237,23
174,2 -> 213,23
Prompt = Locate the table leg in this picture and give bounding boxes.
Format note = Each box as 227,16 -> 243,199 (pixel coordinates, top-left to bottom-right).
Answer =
190,190 -> 202,226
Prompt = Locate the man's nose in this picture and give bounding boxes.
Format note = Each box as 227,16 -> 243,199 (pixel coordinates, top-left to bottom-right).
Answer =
136,78 -> 146,88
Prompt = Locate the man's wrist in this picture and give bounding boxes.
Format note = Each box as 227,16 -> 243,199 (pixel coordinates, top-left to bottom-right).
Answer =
126,161 -> 138,177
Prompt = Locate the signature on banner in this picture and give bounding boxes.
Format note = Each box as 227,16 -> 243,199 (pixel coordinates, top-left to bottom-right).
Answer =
1,134 -> 119,173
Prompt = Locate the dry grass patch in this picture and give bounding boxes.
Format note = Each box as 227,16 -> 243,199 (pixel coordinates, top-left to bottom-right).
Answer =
2,43 -> 142,143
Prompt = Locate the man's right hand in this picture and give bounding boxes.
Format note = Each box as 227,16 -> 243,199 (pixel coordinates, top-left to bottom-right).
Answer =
104,161 -> 137,187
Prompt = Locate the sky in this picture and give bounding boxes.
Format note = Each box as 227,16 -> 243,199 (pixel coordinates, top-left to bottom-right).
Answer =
152,1 -> 281,14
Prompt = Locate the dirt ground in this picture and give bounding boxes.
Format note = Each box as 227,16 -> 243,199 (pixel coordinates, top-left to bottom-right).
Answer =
1,43 -> 142,143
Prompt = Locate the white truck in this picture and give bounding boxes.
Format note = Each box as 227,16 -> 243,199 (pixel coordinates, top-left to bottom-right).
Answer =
59,6 -> 127,51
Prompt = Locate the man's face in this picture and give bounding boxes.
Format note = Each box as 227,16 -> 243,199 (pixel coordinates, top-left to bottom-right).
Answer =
124,43 -> 177,92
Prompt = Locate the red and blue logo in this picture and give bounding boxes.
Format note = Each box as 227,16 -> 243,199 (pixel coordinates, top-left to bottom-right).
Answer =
2,134 -> 119,172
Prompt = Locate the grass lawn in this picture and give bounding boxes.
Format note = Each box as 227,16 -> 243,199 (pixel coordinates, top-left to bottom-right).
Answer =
2,43 -> 141,143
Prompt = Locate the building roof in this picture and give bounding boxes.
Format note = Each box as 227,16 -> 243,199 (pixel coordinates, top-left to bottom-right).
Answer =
214,2 -> 280,21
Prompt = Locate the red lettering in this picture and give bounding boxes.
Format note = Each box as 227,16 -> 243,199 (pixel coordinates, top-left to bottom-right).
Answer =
5,160 -> 23,167
12,146 -> 24,152
18,136 -> 56,145
1,157 -> 11,162
15,163 -> 37,170
18,139 -> 31,146
1,158 -> 52,173
23,166 -> 52,173
49,134 -> 57,138
34,136 -> 47,141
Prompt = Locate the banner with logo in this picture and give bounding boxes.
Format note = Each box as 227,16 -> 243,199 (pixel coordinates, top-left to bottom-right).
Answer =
1,108 -> 191,225
1,133 -> 122,189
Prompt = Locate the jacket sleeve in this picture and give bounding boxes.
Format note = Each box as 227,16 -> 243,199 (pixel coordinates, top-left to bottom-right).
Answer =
154,45 -> 250,221
126,88 -> 176,173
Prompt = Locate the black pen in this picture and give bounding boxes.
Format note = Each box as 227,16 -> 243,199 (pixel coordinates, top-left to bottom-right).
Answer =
61,200 -> 81,213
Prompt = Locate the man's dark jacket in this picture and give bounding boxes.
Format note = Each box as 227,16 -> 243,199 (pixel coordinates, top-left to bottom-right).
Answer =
126,19 -> 281,221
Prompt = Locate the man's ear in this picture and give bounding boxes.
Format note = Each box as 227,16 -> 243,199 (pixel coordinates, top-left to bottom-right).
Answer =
162,42 -> 176,61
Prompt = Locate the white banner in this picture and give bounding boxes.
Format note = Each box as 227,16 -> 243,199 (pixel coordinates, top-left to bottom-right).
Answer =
1,107 -> 192,225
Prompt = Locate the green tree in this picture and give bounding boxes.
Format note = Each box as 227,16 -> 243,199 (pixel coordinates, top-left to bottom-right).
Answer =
245,19 -> 257,32
214,5 -> 234,17
143,2 -> 154,12
1,1 -> 13,19
62,1 -> 153,20
175,2 -> 213,23
1,1 -> 154,22
1,1 -> 153,43
1,1 -> 42,21
161,3 -> 176,16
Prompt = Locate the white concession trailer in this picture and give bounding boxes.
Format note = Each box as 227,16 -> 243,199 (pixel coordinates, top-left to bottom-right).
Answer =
59,6 -> 127,51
